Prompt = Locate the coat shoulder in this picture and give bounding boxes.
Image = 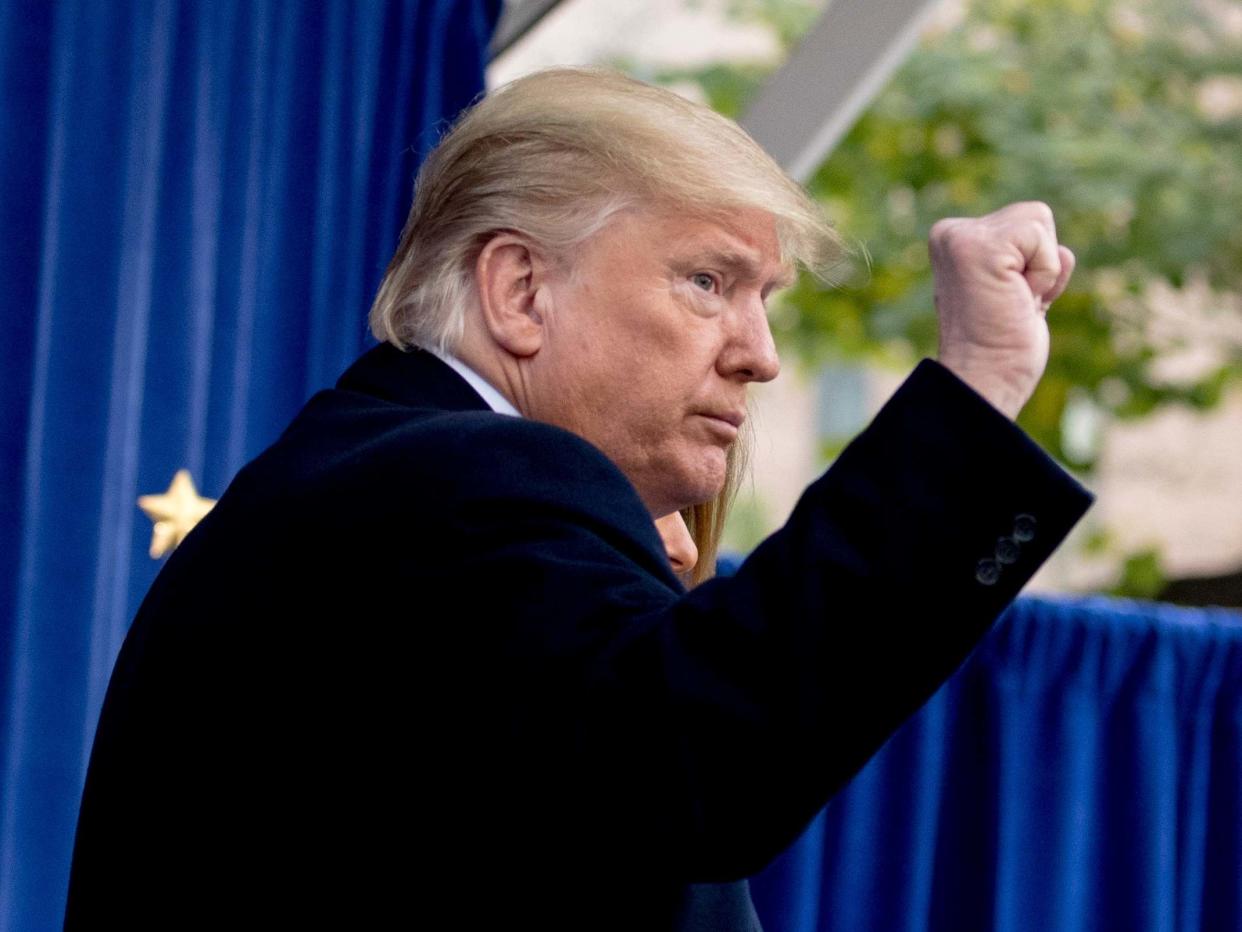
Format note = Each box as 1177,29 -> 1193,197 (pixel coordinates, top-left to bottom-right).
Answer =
257,388 -> 648,517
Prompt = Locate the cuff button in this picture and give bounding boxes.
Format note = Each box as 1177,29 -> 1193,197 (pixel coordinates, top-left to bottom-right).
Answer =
1013,513 -> 1037,542
975,558 -> 1001,586
995,537 -> 1020,565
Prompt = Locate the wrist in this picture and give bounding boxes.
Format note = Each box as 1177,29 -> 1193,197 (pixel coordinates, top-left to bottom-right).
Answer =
934,356 -> 1027,421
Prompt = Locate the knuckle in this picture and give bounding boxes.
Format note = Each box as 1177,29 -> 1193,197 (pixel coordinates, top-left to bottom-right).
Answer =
1026,200 -> 1055,224
930,217 -> 974,251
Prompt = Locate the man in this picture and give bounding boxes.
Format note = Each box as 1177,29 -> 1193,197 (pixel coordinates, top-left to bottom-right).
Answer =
66,69 -> 1093,929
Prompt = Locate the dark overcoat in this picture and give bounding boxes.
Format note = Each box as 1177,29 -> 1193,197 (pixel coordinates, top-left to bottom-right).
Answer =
65,344 -> 1093,929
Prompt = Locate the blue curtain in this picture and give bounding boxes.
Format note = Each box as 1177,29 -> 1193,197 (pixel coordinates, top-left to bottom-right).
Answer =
750,594 -> 1242,932
0,1 -> 499,928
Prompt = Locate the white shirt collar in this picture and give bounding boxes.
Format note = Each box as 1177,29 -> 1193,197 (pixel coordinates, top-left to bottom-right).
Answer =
422,345 -> 522,418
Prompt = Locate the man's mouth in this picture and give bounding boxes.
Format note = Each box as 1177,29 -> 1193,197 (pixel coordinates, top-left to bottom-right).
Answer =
695,411 -> 743,440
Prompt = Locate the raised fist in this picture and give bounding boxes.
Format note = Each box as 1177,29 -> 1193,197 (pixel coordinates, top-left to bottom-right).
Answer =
929,201 -> 1075,420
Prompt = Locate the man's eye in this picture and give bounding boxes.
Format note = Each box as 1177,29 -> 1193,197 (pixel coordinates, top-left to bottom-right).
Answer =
691,272 -> 717,292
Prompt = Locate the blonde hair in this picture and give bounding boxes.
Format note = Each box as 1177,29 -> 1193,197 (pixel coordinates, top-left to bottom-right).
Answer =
681,423 -> 750,588
369,66 -> 841,352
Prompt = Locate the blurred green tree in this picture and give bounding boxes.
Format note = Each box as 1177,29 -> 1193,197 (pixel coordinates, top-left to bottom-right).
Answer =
664,0 -> 1242,594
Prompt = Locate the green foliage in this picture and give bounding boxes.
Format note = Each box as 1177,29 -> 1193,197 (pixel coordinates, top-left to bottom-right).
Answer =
663,0 -> 1242,465
659,0 -> 1242,587
1110,546 -> 1168,599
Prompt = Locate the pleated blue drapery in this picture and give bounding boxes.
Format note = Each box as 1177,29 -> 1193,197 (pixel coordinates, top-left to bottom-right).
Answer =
0,2 -> 500,928
750,595 -> 1242,932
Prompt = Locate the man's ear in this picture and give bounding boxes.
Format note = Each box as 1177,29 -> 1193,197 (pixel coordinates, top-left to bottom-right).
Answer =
474,233 -> 550,357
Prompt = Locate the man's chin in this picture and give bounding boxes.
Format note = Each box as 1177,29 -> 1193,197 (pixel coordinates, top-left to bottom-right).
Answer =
635,450 -> 728,516
676,463 -> 729,510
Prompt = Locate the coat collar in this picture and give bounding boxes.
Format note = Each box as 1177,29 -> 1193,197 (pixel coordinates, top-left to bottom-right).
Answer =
336,341 -> 685,592
336,342 -> 492,413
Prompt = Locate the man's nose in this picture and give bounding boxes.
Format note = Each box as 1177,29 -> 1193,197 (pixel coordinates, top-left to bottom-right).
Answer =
720,297 -> 781,383
655,512 -> 698,576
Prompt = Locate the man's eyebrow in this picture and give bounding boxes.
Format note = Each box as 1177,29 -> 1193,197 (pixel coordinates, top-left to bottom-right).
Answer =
680,245 -> 796,290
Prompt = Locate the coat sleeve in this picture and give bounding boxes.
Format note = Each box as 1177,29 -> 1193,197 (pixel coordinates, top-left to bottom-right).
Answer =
438,358 -> 1095,882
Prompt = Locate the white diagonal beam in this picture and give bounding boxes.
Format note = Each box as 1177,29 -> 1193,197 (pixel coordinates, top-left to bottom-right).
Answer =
741,0 -> 946,183
489,0 -> 566,61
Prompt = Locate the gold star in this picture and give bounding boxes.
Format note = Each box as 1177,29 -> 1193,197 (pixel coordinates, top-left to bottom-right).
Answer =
138,469 -> 217,559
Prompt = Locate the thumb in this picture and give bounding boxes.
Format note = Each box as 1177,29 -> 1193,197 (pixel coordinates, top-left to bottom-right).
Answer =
1040,245 -> 1076,309
1019,225 -> 1062,303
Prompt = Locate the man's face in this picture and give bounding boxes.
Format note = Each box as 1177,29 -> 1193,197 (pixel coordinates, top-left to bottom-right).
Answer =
527,205 -> 790,518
